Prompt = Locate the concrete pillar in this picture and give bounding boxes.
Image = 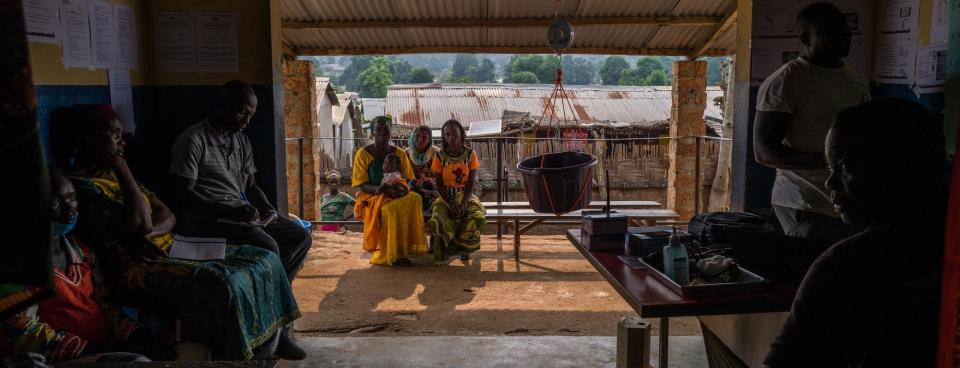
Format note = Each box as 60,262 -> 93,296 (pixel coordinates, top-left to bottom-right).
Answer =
667,60 -> 708,221
282,60 -> 321,220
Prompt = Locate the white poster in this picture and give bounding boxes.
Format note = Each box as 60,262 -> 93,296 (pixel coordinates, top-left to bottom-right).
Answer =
931,0 -> 949,43
115,4 -> 138,69
59,0 -> 91,68
874,0 -> 919,84
753,0 -> 873,40
875,34 -> 917,83
155,12 -> 197,72
750,39 -> 803,85
751,0 -> 874,85
108,69 -> 136,133
879,0 -> 919,34
196,13 -> 239,72
23,0 -> 60,44
89,0 -> 116,68
915,43 -> 948,93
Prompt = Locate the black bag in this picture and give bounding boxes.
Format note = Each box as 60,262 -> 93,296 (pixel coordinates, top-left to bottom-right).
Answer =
688,212 -> 778,246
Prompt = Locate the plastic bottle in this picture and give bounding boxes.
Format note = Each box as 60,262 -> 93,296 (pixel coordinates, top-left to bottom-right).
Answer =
662,227 -> 690,285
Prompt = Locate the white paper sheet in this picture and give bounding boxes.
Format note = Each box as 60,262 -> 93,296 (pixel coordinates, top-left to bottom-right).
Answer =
196,13 -> 239,72
750,39 -> 803,85
914,43 -> 948,93
879,0 -> 919,34
873,0 -> 920,84
115,4 -> 138,69
931,0 -> 949,43
751,0 -> 875,85
753,0 -> 873,40
60,0 -> 91,68
88,0 -> 116,68
23,0 -> 60,44
168,235 -> 226,261
155,12 -> 197,72
875,33 -> 917,83
108,69 -> 135,133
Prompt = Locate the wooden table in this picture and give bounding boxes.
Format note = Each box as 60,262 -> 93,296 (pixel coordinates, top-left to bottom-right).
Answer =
566,229 -> 795,368
491,209 -> 680,261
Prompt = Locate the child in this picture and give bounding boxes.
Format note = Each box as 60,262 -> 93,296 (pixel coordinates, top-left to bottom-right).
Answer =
381,153 -> 404,186
410,165 -> 439,215
319,170 -> 355,232
377,153 -> 410,199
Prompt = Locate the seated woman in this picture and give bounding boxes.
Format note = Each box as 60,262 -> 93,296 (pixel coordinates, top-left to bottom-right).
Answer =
352,116 -> 427,266
319,170 -> 355,232
2,168 -> 165,364
49,104 -> 303,360
427,119 -> 485,262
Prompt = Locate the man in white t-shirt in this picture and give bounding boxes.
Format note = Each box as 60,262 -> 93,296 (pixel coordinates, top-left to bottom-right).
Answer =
754,2 -> 870,241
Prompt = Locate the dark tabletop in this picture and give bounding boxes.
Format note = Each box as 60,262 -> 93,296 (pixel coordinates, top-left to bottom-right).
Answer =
567,229 -> 797,318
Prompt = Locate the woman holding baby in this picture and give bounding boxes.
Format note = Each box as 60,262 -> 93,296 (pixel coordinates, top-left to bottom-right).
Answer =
352,116 -> 427,266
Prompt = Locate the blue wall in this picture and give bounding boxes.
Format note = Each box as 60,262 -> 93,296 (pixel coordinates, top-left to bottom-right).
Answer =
34,84 -> 282,211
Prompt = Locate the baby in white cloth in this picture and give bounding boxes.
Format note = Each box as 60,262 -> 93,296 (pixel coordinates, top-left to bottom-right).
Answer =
381,153 -> 403,185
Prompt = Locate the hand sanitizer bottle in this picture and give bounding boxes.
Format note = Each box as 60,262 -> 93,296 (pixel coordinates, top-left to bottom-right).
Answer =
662,227 -> 690,285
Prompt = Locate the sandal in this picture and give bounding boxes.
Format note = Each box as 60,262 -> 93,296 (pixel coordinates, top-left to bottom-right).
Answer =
395,258 -> 413,266
459,254 -> 470,261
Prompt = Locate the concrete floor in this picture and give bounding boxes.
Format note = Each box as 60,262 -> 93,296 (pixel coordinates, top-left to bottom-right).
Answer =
280,336 -> 707,368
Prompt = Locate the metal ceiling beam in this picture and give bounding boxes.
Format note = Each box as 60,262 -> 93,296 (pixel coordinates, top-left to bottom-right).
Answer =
690,9 -> 737,58
296,45 -> 728,57
282,16 -> 722,30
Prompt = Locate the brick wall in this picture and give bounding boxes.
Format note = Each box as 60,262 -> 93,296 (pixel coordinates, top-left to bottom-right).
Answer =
283,60 -> 321,219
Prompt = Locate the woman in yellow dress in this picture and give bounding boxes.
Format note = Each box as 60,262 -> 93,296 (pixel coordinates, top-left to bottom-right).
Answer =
352,116 -> 427,266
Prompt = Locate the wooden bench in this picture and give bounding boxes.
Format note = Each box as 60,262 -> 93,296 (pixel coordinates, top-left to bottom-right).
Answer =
487,208 -> 680,261
481,200 -> 661,210
312,207 -> 680,262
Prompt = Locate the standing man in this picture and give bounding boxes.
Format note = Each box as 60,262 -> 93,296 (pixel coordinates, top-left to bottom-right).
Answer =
170,80 -> 310,282
753,2 -> 870,241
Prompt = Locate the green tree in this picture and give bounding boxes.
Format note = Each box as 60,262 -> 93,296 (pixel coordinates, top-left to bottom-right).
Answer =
452,54 -> 479,78
600,56 -> 629,85
408,67 -> 434,83
358,56 -> 394,98
447,76 -> 474,83
339,56 -> 374,92
618,69 -> 643,85
706,57 -> 725,86
562,56 -> 595,85
473,58 -> 497,82
635,57 -> 666,79
510,71 -> 539,84
389,58 -> 414,84
505,55 -> 559,84
642,69 -> 669,86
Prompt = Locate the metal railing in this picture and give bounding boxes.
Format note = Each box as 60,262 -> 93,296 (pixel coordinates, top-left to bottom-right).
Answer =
283,135 -> 727,220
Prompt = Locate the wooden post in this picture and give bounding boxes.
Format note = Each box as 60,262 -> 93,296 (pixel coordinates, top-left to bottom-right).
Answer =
708,57 -> 736,212
617,316 -> 652,368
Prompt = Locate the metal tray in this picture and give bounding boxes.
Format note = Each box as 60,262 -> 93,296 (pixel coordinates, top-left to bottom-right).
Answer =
636,258 -> 770,298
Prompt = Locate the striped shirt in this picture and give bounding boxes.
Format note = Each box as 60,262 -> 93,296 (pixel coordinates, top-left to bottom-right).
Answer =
170,119 -> 257,226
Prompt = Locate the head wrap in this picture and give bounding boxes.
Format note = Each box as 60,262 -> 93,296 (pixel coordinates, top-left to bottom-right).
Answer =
324,169 -> 342,181
74,103 -> 118,124
406,128 -> 435,166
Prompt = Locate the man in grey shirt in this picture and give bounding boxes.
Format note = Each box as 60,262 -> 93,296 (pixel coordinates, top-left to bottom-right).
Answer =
169,81 -> 310,282
754,3 -> 870,241
170,81 -> 308,360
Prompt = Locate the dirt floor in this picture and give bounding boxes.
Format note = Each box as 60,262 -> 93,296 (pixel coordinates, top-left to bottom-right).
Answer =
291,231 -> 702,338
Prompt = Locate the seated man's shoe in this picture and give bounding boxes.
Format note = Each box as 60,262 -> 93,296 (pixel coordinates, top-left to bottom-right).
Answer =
276,325 -> 307,360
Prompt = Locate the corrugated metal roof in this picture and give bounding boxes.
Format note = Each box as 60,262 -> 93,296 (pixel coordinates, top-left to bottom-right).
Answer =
315,77 -> 340,105
361,98 -> 386,120
282,0 -> 737,56
332,93 -> 356,124
384,83 -> 725,134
